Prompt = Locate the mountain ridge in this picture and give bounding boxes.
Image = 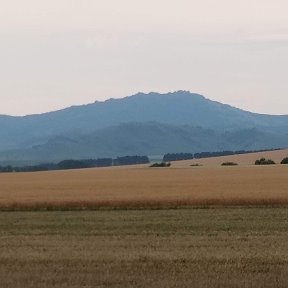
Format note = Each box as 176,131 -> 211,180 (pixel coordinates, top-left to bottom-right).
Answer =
1,91 -> 287,118
0,91 -> 287,162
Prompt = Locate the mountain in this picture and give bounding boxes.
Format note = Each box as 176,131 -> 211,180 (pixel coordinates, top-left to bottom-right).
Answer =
0,91 -> 287,163
1,123 -> 287,163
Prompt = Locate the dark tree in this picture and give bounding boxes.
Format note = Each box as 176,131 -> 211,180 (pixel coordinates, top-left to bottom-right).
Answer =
280,157 -> 288,164
255,158 -> 275,165
150,162 -> 171,168
57,160 -> 88,170
113,156 -> 149,166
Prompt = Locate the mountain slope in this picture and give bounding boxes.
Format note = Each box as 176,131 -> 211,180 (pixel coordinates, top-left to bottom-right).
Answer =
0,91 -> 288,152
0,122 -> 287,163
0,91 -> 287,162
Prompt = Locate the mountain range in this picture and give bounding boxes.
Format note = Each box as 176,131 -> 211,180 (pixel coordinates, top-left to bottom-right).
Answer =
0,91 -> 287,164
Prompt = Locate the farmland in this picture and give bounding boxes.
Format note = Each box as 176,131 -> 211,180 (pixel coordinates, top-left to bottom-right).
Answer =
0,153 -> 288,287
0,164 -> 287,209
1,208 -> 288,287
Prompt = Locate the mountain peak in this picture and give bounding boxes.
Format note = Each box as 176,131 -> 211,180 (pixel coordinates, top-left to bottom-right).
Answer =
129,90 -> 205,99
0,91 -> 287,157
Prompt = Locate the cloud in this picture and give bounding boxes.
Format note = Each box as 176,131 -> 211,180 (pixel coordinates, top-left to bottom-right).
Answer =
248,32 -> 288,43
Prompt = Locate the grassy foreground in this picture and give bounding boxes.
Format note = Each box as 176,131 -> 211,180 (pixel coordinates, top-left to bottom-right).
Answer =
1,208 -> 288,287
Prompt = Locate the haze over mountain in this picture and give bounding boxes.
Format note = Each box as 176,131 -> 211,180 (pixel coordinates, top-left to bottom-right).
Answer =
0,91 -> 287,163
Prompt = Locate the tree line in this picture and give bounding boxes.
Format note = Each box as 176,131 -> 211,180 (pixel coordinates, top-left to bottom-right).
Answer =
163,148 -> 282,162
0,155 -> 150,173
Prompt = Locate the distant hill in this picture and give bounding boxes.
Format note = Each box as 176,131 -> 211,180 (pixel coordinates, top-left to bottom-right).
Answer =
0,91 -> 287,163
0,123 -> 287,163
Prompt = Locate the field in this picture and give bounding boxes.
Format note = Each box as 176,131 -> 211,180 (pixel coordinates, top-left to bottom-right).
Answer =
0,164 -> 287,209
1,208 -> 288,287
0,152 -> 288,287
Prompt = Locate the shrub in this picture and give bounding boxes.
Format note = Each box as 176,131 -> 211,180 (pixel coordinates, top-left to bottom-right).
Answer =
221,162 -> 238,166
281,157 -> 288,164
150,162 -> 171,168
190,164 -> 202,167
255,158 -> 275,165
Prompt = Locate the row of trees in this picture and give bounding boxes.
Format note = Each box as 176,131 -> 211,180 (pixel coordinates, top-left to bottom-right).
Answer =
1,153 -> 287,172
0,155 -> 150,173
162,148 -> 282,162
163,153 -> 194,162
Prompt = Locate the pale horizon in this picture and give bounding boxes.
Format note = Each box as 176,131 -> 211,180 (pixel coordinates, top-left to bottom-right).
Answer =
1,0 -> 288,116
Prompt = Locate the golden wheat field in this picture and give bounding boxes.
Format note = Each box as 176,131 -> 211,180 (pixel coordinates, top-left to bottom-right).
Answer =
1,152 -> 288,287
0,161 -> 287,210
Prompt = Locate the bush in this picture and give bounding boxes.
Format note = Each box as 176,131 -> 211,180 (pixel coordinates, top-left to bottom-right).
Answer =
150,162 -> 171,168
255,158 -> 275,165
221,162 -> 238,166
281,157 -> 288,164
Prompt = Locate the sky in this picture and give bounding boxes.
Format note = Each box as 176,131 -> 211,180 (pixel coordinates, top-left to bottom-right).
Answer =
0,0 -> 288,116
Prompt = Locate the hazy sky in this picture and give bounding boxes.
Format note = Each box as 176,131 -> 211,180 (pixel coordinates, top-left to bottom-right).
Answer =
1,0 -> 288,115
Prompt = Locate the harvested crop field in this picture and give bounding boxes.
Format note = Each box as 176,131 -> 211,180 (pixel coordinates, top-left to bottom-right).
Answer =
1,156 -> 288,287
1,208 -> 288,288
0,164 -> 287,210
